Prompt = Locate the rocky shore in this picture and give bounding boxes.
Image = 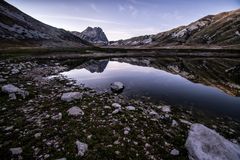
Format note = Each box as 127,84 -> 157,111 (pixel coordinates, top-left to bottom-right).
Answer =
0,57 -> 240,160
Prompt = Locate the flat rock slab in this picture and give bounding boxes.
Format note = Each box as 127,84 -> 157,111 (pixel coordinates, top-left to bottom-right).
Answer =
185,123 -> 240,160
61,92 -> 82,102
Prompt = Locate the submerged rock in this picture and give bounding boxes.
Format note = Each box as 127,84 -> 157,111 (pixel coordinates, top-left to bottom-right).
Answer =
76,140 -> 88,157
67,106 -> 84,116
61,92 -> 82,102
185,123 -> 240,160
110,82 -> 124,92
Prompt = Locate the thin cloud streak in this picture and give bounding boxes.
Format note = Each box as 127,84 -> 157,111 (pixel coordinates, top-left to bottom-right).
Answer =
33,14 -> 124,25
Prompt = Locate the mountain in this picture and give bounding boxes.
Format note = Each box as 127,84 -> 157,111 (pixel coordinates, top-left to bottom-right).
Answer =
110,9 -> 240,48
0,1 -> 90,48
72,27 -> 108,45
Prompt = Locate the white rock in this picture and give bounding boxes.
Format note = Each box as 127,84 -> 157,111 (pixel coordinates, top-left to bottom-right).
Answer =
170,149 -> 179,156
61,92 -> 82,102
104,106 -> 111,109
110,82 -> 124,92
51,113 -> 62,121
34,133 -> 41,138
171,120 -> 179,127
56,158 -> 67,160
161,105 -> 171,113
185,123 -> 240,160
11,68 -> 20,74
180,119 -> 192,126
5,126 -> 14,131
67,106 -> 84,116
112,103 -> 121,109
112,109 -> 121,114
1,84 -> 28,99
2,84 -> 19,93
126,106 -> 136,111
76,140 -> 88,157
124,127 -> 131,135
10,147 -> 22,155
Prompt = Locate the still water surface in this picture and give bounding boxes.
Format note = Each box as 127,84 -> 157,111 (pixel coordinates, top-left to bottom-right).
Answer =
61,61 -> 240,119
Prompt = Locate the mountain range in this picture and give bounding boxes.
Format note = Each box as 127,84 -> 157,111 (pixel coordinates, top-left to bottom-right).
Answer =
0,1 -> 239,49
110,9 -> 240,49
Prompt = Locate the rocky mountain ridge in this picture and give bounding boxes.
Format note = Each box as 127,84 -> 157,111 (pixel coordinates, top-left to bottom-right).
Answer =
110,9 -> 240,48
72,27 -> 108,45
0,1 -> 90,48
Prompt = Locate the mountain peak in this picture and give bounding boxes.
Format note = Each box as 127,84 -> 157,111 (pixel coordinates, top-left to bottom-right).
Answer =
72,26 -> 108,45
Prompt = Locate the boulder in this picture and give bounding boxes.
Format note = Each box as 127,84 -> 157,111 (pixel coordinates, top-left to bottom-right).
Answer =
76,140 -> 88,157
67,106 -> 84,116
185,123 -> 240,160
61,92 -> 82,102
1,84 -> 28,99
110,82 -> 124,92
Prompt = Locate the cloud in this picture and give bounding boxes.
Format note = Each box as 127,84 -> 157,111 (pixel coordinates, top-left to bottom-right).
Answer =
33,14 -> 123,25
118,4 -> 125,12
128,5 -> 138,16
90,3 -> 99,12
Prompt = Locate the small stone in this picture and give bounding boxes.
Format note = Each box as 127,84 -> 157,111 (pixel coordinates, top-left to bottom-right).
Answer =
51,113 -> 62,120
67,107 -> 84,116
161,105 -> 171,113
61,92 -> 82,102
87,135 -> 92,139
104,106 -> 111,109
180,119 -> 192,125
112,103 -> 121,109
5,126 -> 14,131
10,147 -> 22,155
170,149 -> 179,156
171,120 -> 179,127
34,133 -> 41,139
112,109 -> 121,114
9,93 -> 16,100
56,158 -> 67,160
76,140 -> 88,157
126,106 -> 136,111
124,127 -> 131,135
11,68 -> 20,74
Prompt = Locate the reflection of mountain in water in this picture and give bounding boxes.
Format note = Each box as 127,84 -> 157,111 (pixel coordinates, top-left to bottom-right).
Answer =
81,60 -> 109,73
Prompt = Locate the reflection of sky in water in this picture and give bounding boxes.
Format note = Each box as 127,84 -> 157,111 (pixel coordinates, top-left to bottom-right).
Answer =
61,61 -> 240,120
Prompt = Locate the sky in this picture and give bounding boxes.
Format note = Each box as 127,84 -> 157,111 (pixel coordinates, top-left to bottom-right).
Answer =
6,0 -> 240,41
